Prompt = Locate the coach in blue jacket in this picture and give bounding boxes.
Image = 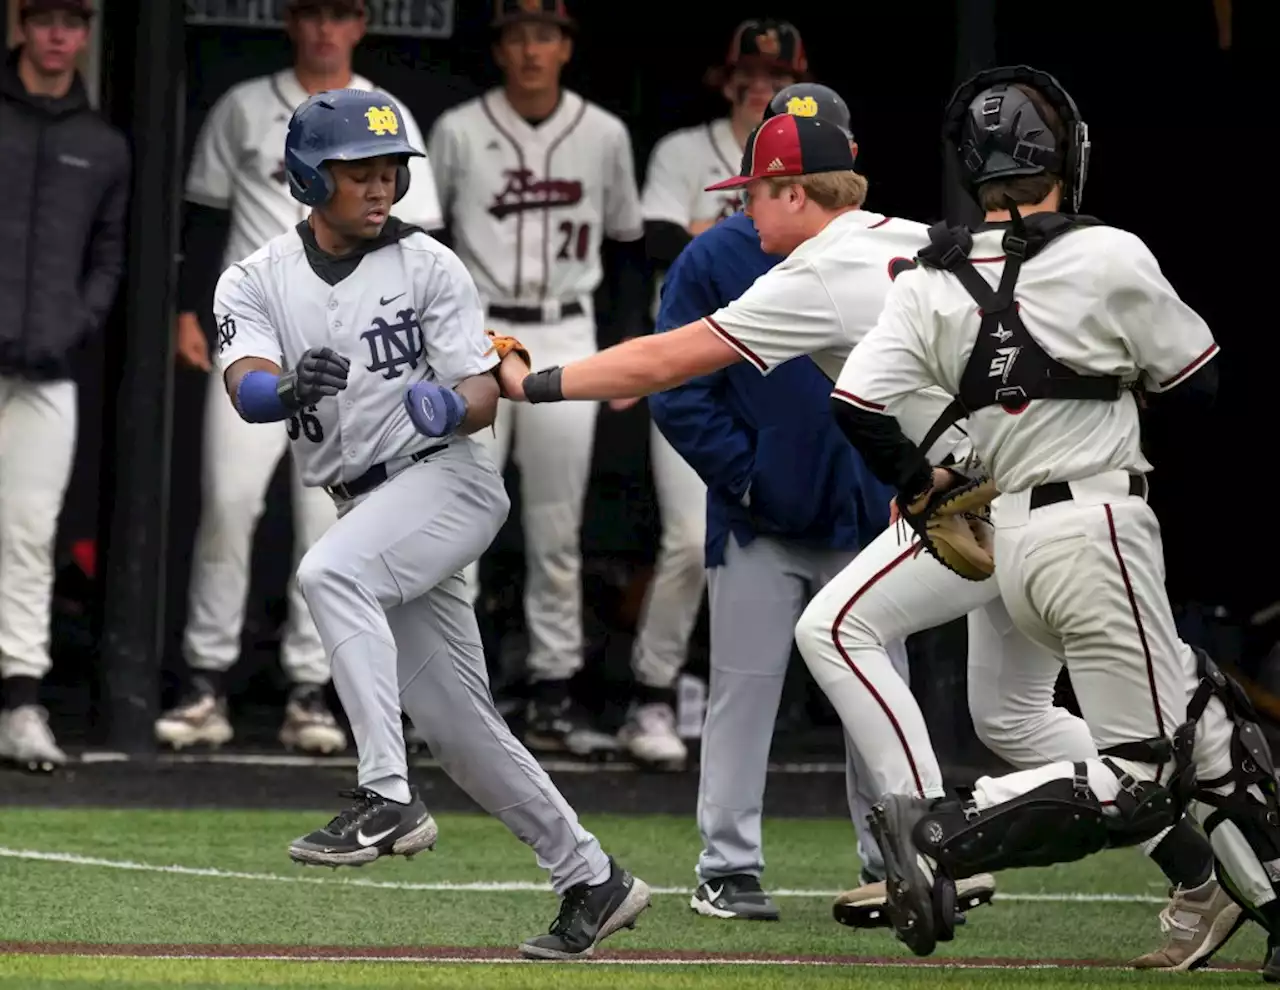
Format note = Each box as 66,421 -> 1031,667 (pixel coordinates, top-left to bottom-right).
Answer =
650,198 -> 910,922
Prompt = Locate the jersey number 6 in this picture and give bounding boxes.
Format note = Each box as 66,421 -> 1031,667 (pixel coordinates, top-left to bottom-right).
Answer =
287,405 -> 324,443
556,221 -> 591,262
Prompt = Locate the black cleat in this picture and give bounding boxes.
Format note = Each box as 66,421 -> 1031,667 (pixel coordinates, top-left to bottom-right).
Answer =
520,858 -> 652,960
690,874 -> 781,921
870,793 -> 955,957
288,787 -> 437,868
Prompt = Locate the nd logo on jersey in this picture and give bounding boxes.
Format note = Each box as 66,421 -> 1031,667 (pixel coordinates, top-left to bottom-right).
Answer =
786,96 -> 819,117
366,106 -> 399,136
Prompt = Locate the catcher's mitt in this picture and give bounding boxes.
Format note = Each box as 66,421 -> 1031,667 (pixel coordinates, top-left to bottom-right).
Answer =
898,473 -> 997,581
485,329 -> 532,369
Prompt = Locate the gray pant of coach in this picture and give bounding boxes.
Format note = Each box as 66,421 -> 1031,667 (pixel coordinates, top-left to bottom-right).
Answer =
696,532 -> 910,884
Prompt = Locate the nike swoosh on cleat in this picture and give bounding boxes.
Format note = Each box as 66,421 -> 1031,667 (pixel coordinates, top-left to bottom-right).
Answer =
356,826 -> 397,847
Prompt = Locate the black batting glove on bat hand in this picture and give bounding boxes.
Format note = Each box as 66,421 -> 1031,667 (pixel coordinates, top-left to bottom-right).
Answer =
277,346 -> 351,410
522,366 -> 564,404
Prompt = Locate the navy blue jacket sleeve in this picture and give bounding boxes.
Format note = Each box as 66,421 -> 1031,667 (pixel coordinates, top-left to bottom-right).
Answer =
647,243 -> 755,501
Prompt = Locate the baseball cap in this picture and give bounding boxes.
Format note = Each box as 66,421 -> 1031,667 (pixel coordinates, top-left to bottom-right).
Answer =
726,19 -> 807,74
706,114 -> 855,191
491,0 -> 575,31
19,0 -> 94,18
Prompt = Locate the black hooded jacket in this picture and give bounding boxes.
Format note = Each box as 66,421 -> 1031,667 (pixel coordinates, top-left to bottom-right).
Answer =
0,47 -> 130,380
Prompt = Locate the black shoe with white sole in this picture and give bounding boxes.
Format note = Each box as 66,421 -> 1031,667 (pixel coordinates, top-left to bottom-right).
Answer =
690,874 -> 780,921
520,858 -> 652,960
288,787 -> 437,868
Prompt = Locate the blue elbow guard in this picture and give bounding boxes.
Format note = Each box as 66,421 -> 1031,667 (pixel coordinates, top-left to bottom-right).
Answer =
235,370 -> 291,423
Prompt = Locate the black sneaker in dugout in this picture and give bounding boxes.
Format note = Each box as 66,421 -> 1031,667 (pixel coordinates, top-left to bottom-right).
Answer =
690,873 -> 781,921
520,858 -> 652,960
288,787 -> 437,867
524,695 -> 620,758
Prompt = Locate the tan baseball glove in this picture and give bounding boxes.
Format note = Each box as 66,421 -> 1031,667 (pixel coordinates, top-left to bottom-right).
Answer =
898,473 -> 997,581
485,329 -> 532,370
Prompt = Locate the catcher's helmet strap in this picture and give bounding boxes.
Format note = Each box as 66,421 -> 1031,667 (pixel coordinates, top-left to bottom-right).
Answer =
914,210 -> 1122,455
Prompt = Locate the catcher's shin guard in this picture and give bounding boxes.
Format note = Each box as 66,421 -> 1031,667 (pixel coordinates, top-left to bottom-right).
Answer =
914,762 -> 1178,878
1177,649 -> 1280,928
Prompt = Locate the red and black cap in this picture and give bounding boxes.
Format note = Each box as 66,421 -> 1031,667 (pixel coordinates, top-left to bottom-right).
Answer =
706,114 -> 855,191
19,0 -> 94,18
492,0 -> 575,31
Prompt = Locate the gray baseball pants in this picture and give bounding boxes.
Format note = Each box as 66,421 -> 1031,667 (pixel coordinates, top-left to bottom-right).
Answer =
295,439 -> 609,893
697,531 -> 910,884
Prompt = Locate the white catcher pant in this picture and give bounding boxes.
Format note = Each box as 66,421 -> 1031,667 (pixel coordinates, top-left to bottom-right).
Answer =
969,472 -> 1272,907
0,377 -> 78,681
184,373 -> 336,686
631,421 -> 706,690
795,512 -> 1096,801
463,313 -> 598,683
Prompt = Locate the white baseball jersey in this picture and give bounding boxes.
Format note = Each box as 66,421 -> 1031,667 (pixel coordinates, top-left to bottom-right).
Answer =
703,209 -> 969,462
186,70 -> 443,269
426,88 -> 643,307
642,119 -> 744,229
212,225 -> 498,489
837,224 -> 1220,493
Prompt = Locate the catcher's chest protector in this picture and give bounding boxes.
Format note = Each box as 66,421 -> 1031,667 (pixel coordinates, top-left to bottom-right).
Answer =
915,212 -> 1126,455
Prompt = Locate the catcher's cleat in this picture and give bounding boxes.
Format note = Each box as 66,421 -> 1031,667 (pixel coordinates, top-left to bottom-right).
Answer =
870,793 -> 953,957
520,858 -> 651,960
288,787 -> 437,867
833,869 -> 996,929
1129,878 -> 1245,971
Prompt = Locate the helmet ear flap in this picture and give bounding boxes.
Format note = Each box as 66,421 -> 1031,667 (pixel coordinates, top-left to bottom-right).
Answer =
285,149 -> 334,207
393,163 -> 411,204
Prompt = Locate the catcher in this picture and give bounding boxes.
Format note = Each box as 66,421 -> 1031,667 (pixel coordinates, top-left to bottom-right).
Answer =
507,110 -> 1232,965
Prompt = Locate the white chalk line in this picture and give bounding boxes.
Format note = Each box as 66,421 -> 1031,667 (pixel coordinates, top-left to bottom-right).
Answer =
0,846 -> 1166,904
15,953 -> 1105,969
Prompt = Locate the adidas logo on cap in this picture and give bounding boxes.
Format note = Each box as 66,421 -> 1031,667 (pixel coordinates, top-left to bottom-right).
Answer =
767,157 -> 786,171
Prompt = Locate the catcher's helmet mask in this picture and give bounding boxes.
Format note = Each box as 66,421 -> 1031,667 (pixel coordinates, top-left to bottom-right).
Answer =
942,65 -> 1090,213
285,89 -> 424,208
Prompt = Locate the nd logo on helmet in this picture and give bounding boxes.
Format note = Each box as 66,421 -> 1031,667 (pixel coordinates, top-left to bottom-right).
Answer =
365,106 -> 399,136
786,96 -> 819,117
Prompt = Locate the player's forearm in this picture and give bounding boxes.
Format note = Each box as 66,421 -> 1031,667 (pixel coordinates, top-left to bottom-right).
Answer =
223,357 -> 287,423
453,373 -> 500,434
559,334 -> 679,400
830,399 -> 932,498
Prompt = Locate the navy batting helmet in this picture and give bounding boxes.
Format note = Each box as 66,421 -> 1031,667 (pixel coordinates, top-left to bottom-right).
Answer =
763,83 -> 852,139
942,65 -> 1090,212
285,89 -> 424,208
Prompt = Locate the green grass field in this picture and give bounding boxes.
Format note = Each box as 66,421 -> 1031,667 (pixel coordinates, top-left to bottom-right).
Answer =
0,808 -> 1269,988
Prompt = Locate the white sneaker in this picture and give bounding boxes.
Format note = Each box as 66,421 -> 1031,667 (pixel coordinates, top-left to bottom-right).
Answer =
155,682 -> 233,750
618,702 -> 687,769
0,705 -> 67,770
279,685 -> 347,754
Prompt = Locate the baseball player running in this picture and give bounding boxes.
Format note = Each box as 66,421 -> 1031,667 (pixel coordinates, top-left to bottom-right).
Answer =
427,0 -> 647,757
834,66 -> 1278,972
615,19 -> 811,771
159,0 -> 441,755
213,88 -> 650,960
509,106 -> 1226,961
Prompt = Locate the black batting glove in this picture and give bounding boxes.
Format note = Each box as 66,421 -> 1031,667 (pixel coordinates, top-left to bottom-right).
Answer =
522,366 -> 564,404
278,347 -> 351,410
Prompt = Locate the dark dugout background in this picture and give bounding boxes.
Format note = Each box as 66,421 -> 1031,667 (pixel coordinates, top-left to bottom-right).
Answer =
45,0 -> 1269,755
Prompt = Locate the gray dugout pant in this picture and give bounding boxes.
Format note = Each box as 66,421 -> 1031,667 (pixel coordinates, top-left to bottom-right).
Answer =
295,439 -> 609,893
698,531 -> 910,884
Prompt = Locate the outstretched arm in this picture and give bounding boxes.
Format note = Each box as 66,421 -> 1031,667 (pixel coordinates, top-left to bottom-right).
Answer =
521,320 -> 741,402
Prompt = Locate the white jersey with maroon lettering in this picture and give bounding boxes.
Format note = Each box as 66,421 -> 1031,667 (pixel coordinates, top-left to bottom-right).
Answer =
836,224 -> 1219,493
642,118 -> 744,230
703,209 -> 968,462
426,88 -> 644,308
185,69 -> 443,270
